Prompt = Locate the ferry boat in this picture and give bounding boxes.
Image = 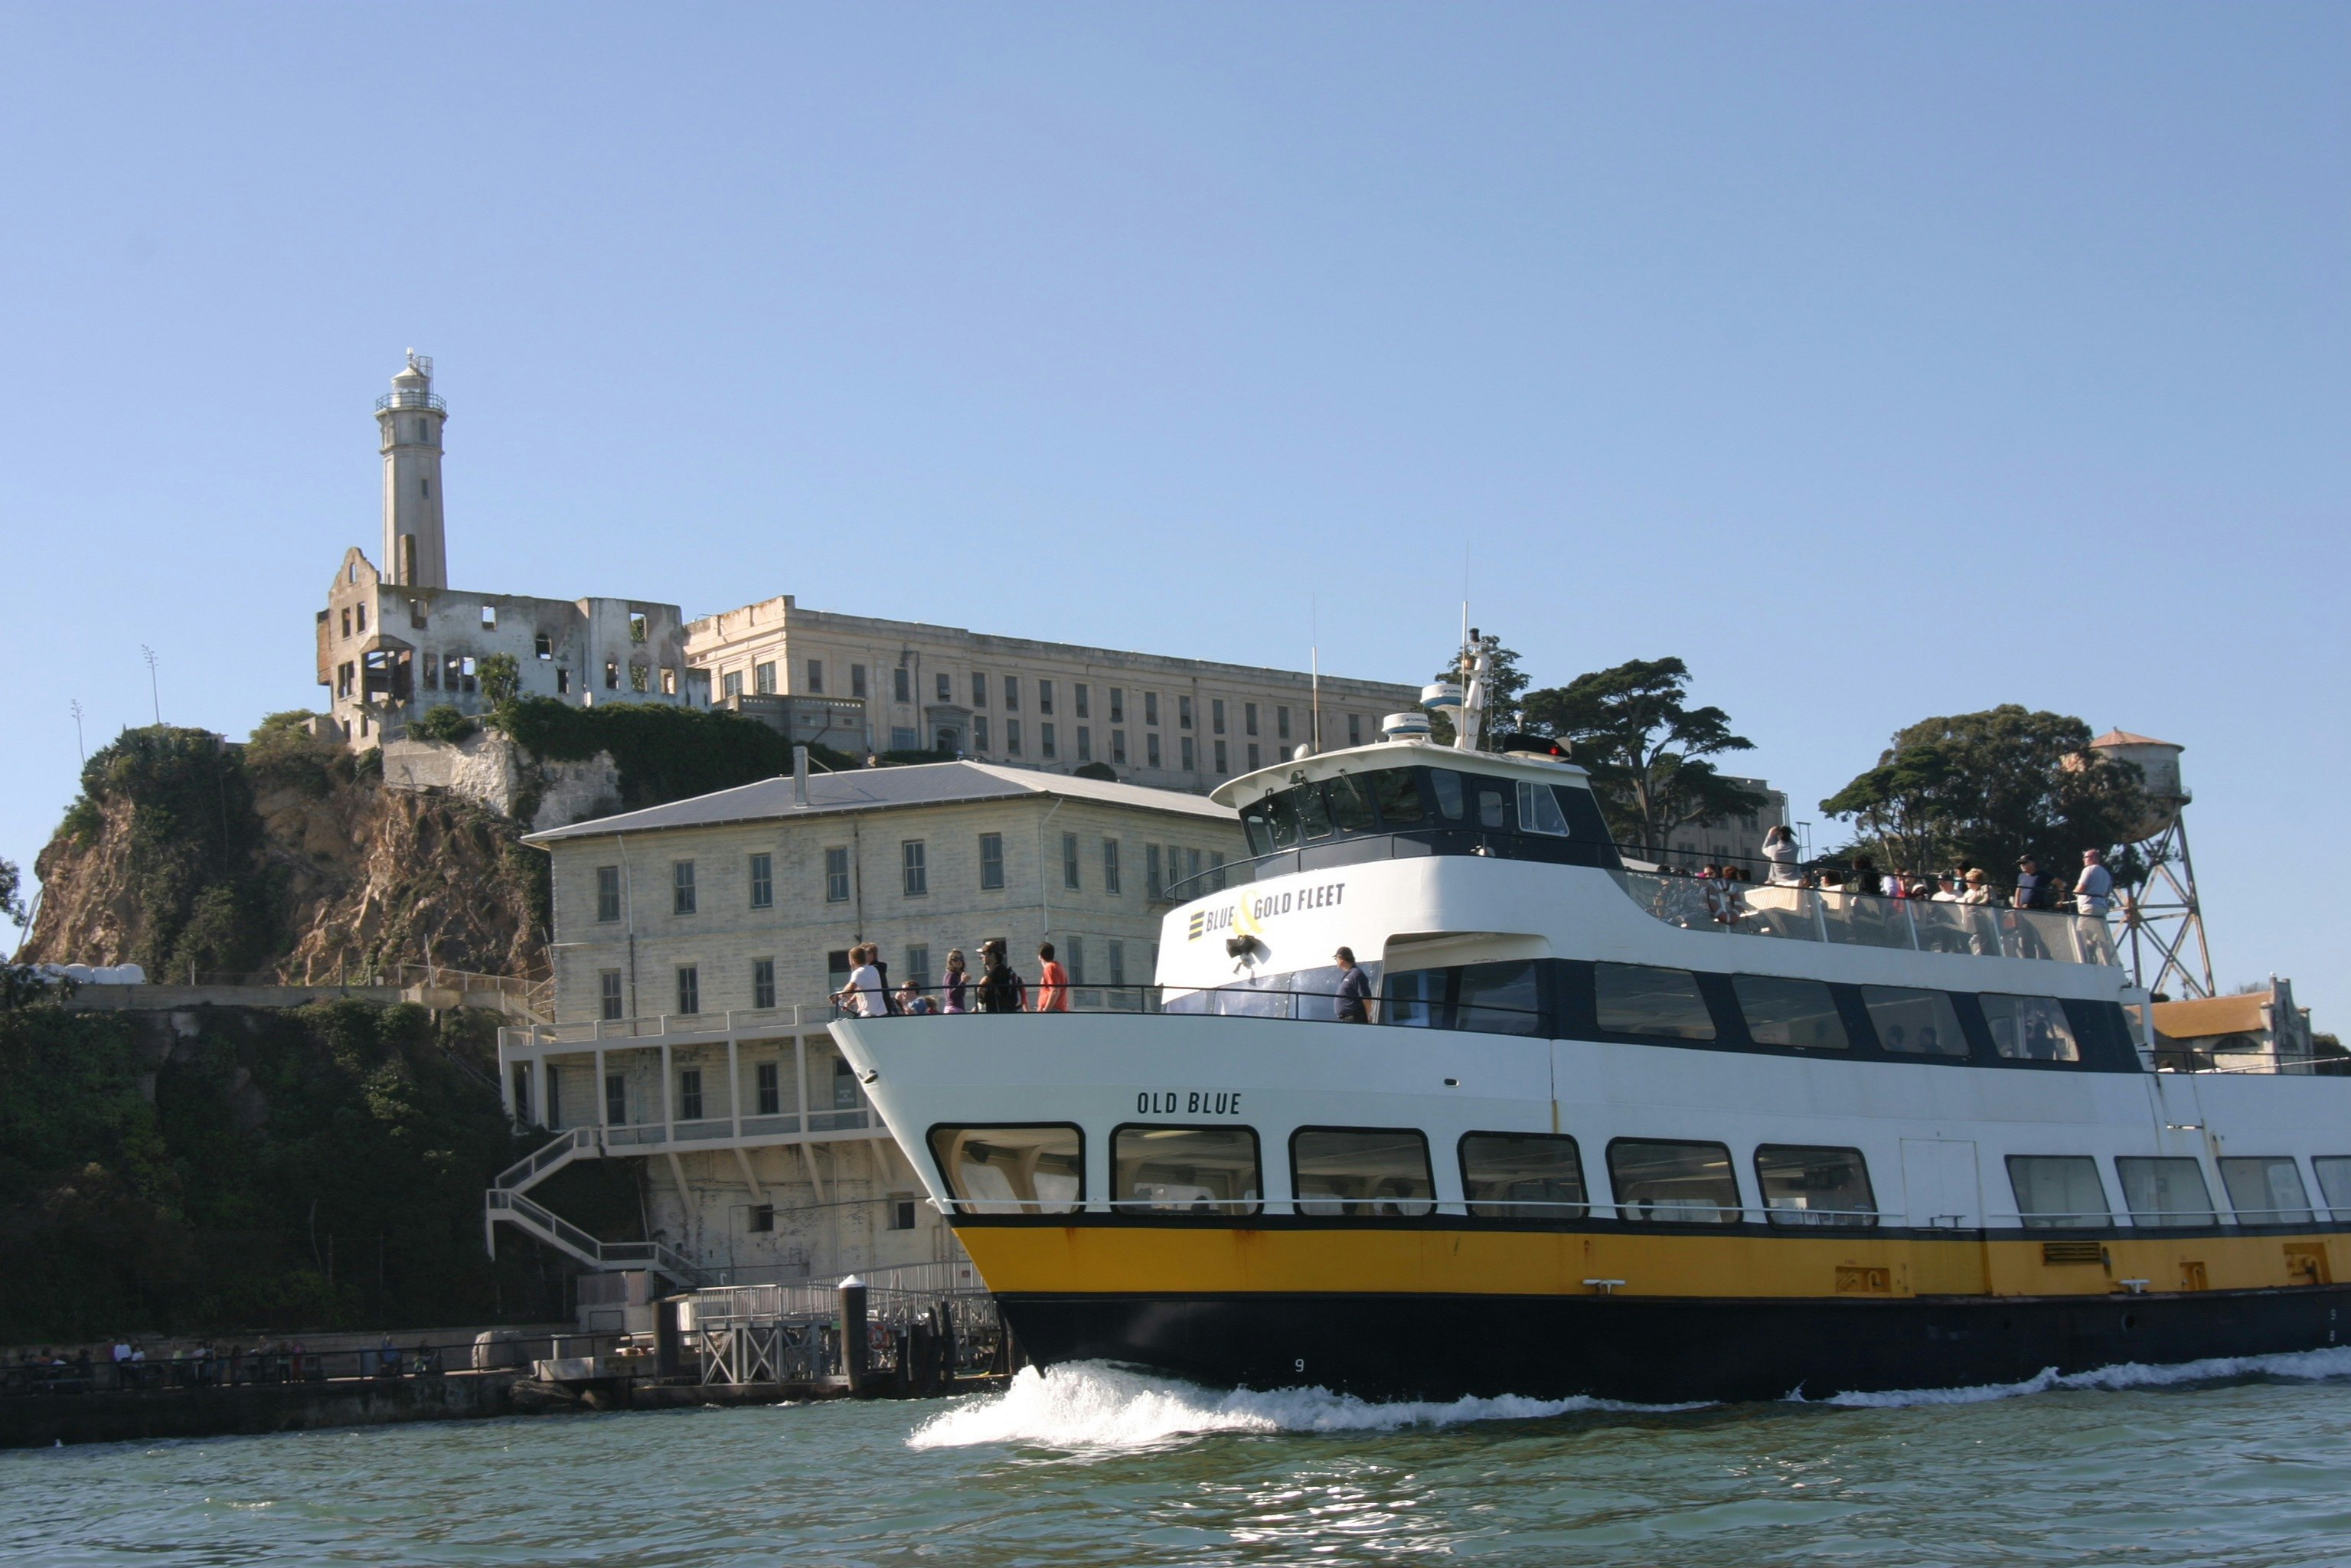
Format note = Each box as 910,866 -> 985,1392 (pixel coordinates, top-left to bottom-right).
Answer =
832,652 -> 2351,1403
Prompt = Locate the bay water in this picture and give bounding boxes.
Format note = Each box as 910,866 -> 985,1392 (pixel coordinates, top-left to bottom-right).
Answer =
10,1351 -> 2351,1565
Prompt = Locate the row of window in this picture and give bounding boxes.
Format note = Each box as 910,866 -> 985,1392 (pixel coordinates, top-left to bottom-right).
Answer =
536,1050 -> 862,1128
1169,959 -> 2133,1070
597,934 -> 1158,1021
1237,766 -> 1616,860
930,1123 -> 2351,1231
710,658 -> 1377,772
593,833 -> 1226,925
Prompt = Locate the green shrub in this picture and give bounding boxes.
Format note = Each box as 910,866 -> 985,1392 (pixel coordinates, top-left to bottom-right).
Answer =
412,705 -> 477,744
492,697 -> 857,810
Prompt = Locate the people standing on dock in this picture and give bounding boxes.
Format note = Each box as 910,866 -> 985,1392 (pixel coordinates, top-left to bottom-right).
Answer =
1035,942 -> 1070,1011
940,949 -> 969,1014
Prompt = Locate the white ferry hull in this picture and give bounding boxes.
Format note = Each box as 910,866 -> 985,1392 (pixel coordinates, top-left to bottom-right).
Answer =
833,1013 -> 2351,1403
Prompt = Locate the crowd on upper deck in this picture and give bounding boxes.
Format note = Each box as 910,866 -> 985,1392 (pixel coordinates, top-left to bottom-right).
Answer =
1696,828 -> 2118,917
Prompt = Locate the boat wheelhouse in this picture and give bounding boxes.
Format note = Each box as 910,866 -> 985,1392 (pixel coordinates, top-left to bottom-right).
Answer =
834,666 -> 2351,1403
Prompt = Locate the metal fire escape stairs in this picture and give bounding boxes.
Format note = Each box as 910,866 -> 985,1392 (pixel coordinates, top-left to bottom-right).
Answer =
483,1127 -> 705,1289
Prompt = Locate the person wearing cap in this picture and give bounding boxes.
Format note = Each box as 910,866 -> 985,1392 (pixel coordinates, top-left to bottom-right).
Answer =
2012,856 -> 2044,910
975,939 -> 1026,1013
1333,947 -> 1373,1024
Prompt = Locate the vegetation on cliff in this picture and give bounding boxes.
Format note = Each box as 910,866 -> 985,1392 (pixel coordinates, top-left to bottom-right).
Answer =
28,720 -> 548,981
492,695 -> 858,811
0,998 -> 636,1342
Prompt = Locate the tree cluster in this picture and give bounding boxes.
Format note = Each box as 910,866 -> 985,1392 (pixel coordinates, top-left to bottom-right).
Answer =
1819,707 -> 2148,881
1440,634 -> 2147,879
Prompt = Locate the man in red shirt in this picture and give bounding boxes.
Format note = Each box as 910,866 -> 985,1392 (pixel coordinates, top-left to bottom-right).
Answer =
1035,941 -> 1071,1012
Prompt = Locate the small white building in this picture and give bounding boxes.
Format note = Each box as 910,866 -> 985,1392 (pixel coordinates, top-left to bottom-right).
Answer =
488,761 -> 1245,1289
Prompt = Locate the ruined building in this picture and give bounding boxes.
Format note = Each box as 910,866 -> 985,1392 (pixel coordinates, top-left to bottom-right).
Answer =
316,352 -> 703,746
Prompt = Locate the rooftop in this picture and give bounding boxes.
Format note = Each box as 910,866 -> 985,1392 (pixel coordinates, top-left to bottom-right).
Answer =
523,760 -> 1234,845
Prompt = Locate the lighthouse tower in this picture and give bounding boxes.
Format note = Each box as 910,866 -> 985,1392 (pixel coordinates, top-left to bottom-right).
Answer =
376,350 -> 449,588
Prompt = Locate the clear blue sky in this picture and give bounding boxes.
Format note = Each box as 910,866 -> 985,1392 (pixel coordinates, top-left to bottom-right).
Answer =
2,5 -> 2343,1018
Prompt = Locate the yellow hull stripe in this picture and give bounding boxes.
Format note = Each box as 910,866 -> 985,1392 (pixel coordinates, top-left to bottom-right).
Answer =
956,1225 -> 2349,1300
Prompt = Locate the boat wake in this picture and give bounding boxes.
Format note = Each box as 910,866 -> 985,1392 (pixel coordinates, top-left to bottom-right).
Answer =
906,1361 -> 1690,1452
908,1345 -> 2351,1452
1798,1344 -> 2351,1409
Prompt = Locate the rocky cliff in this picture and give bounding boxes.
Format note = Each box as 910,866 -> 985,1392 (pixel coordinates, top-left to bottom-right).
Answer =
24,720 -> 550,983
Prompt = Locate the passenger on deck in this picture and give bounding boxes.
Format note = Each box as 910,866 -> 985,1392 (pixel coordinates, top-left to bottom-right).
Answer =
1034,943 -> 1070,1012
975,940 -> 1026,1013
2075,849 -> 2114,917
1333,947 -> 1373,1023
1762,825 -> 1801,886
939,949 -> 969,1014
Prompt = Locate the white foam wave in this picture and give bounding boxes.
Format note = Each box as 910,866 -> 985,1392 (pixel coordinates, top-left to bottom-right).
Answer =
1806,1344 -> 2351,1410
906,1361 -> 1690,1452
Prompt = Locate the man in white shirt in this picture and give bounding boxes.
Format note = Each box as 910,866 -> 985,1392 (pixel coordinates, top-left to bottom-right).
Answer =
2075,848 -> 2114,916
844,945 -> 890,1017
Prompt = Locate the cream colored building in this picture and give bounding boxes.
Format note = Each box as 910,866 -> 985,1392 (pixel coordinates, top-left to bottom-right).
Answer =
686,596 -> 1419,791
488,763 -> 1243,1288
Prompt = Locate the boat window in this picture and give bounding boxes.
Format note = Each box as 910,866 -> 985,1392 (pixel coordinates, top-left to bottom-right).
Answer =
928,1125 -> 1083,1214
2313,1157 -> 2351,1222
1380,968 -> 1448,1028
1371,769 -> 1425,826
1265,790 -> 1301,850
1753,1145 -> 1876,1227
1732,975 -> 1847,1049
1327,774 -> 1377,834
1981,994 -> 2080,1062
2005,1155 -> 2110,1230
2115,1157 -> 2217,1227
1455,961 -> 1543,1036
1295,783 -> 1335,841
1291,1128 -> 1435,1217
2218,1157 -> 2314,1224
1861,986 -> 1967,1057
1515,780 -> 1570,836
1595,964 -> 1716,1040
1293,963 -> 1371,1023
1474,780 -> 1509,829
1239,799 -> 1275,858
1608,1139 -> 1742,1224
1113,1125 -> 1261,1217
1461,1132 -> 1585,1220
1429,769 -> 1465,821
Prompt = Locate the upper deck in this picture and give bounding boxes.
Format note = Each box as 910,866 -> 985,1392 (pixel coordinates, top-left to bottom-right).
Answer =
1170,738 -> 2118,975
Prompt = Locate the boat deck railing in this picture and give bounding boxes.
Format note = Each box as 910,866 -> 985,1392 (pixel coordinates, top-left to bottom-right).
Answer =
1158,831 -> 2116,969
1618,871 -> 2118,967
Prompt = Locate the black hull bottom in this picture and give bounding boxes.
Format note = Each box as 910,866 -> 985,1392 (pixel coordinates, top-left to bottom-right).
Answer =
999,1289 -> 2351,1404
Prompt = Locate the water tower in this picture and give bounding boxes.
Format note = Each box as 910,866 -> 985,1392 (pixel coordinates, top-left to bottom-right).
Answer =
2090,730 -> 2213,1000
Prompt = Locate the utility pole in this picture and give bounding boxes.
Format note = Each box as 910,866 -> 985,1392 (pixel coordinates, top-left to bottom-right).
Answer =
70,699 -> 85,766
141,646 -> 162,726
